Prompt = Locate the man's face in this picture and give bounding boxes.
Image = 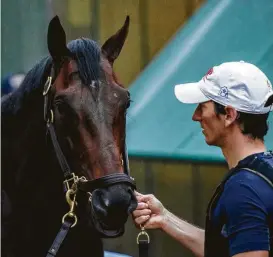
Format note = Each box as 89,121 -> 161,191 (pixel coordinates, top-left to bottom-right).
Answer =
192,101 -> 226,146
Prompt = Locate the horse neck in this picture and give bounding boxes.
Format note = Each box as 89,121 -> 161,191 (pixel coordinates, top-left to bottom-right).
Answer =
2,88 -> 62,193
2,91 -> 67,244
2,56 -> 53,175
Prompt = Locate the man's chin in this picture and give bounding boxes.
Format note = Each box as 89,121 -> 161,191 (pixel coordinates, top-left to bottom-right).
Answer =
205,137 -> 216,146
205,138 -> 222,147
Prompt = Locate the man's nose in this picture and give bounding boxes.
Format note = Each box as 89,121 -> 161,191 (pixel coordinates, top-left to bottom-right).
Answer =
192,108 -> 201,121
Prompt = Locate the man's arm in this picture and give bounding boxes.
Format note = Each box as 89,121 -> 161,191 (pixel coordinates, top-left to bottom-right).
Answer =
133,192 -> 205,257
161,209 -> 205,257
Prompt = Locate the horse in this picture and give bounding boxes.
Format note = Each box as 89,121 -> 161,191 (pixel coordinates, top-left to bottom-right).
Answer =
1,15 -> 137,257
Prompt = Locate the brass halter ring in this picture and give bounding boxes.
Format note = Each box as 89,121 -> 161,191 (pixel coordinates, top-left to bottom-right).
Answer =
87,192 -> 92,203
47,109 -> 54,124
136,225 -> 150,244
43,76 -> 52,96
62,212 -> 78,228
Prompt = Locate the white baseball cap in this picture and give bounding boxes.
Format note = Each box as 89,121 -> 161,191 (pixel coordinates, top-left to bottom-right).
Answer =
174,61 -> 273,114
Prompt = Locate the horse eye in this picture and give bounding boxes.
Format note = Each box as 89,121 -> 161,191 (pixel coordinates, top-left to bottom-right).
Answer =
56,102 -> 79,128
57,102 -> 70,116
68,71 -> 80,81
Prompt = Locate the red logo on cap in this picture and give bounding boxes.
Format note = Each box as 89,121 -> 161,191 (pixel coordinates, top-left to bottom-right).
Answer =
203,67 -> 213,82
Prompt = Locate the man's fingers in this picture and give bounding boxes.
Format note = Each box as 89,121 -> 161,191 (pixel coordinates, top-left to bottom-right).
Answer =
136,202 -> 149,210
134,215 -> 150,225
133,209 -> 151,218
135,192 -> 150,202
135,194 -> 154,204
134,190 -> 143,197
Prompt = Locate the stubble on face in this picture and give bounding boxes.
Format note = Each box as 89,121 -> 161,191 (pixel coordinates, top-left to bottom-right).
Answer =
197,102 -> 226,146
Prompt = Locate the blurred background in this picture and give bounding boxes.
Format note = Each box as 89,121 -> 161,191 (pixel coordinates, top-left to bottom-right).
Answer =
1,0 -> 273,256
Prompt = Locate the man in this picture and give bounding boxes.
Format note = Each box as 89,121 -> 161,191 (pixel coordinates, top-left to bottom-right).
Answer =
133,61 -> 273,257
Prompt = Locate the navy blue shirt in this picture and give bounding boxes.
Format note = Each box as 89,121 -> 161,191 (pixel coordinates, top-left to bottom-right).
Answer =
212,153 -> 273,256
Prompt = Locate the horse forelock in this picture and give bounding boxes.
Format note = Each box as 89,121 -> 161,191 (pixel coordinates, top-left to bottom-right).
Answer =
67,38 -> 101,85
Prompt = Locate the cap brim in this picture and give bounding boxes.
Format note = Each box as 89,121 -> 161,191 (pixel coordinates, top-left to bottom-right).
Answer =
174,82 -> 209,104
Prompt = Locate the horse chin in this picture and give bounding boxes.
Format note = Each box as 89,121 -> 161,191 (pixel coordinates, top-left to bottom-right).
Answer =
88,204 -> 126,238
94,222 -> 125,238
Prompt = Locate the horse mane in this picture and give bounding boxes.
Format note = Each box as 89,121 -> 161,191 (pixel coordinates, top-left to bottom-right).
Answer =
1,38 -> 101,125
1,57 -> 52,117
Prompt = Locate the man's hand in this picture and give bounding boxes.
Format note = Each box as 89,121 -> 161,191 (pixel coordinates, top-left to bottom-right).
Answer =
132,191 -> 166,229
133,191 -> 205,257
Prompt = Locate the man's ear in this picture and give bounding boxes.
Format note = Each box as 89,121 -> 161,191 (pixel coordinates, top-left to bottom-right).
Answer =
224,106 -> 238,127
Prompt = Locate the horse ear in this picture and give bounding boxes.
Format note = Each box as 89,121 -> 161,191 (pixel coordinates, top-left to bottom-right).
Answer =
47,16 -> 73,62
102,16 -> 130,64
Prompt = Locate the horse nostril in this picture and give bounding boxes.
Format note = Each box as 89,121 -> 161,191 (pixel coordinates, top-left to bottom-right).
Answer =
97,190 -> 110,207
100,193 -> 110,208
92,189 -> 109,218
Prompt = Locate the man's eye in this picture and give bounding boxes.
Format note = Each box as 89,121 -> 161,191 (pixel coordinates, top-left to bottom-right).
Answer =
126,100 -> 131,109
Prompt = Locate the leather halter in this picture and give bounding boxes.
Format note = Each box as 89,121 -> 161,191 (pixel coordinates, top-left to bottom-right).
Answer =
43,65 -> 136,256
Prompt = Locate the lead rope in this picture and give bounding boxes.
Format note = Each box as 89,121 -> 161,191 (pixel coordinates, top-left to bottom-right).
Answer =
137,225 -> 150,257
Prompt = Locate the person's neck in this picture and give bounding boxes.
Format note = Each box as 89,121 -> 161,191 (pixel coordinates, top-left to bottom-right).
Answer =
221,133 -> 266,169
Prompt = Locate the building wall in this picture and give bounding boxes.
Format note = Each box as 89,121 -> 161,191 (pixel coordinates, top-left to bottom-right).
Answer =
99,0 -> 204,86
1,0 -> 48,76
2,0 -> 204,87
51,0 -> 204,87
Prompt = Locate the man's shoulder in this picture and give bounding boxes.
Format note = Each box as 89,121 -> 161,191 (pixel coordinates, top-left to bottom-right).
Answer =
225,169 -> 273,192
225,151 -> 273,191
255,150 -> 273,167
222,169 -> 273,210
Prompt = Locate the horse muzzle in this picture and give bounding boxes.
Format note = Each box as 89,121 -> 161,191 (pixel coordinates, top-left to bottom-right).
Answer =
78,174 -> 137,238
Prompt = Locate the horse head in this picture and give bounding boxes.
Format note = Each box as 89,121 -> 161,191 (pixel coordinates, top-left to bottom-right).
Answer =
45,16 -> 137,237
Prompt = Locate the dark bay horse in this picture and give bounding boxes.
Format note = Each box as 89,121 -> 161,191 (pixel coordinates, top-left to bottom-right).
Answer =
1,16 -> 137,257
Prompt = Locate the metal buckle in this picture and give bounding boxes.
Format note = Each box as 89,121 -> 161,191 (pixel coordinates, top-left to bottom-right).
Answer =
43,76 -> 52,96
87,192 -> 92,203
47,109 -> 54,125
63,173 -> 87,191
62,212 -> 78,228
61,175 -> 87,228
137,225 -> 150,244
62,189 -> 78,227
63,173 -> 79,191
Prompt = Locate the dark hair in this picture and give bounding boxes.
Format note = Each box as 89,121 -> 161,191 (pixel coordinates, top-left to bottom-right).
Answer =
214,102 -> 270,141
